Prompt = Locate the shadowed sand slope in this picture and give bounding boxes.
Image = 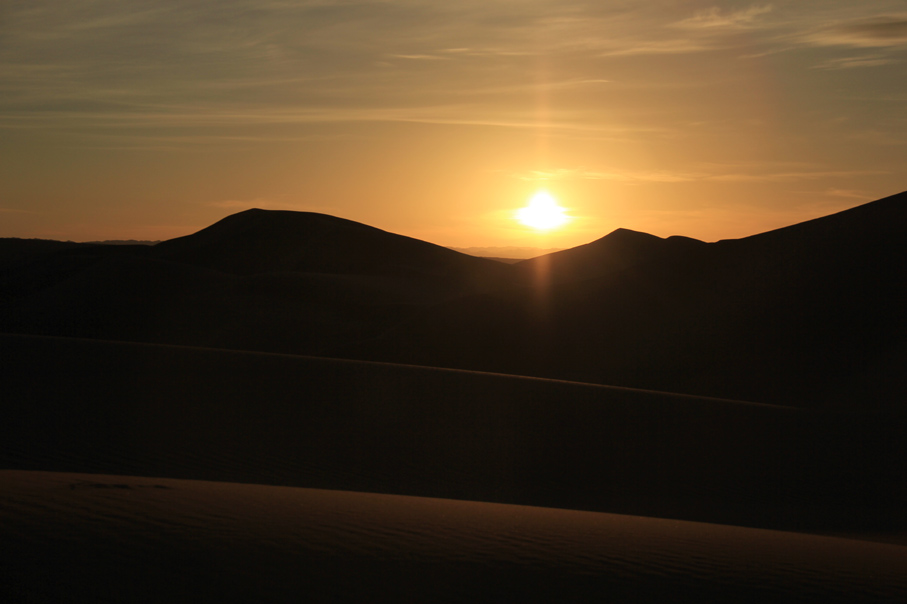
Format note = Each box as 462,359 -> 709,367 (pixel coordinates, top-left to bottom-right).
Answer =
3,333 -> 905,534
3,470 -> 906,603
0,254 -> 424,354
0,238 -> 87,271
153,208 -> 515,288
0,210 -> 517,354
353,191 -> 907,408
514,228 -> 705,284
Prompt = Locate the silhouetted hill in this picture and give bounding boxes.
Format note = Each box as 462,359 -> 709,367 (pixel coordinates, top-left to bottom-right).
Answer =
515,228 -> 706,284
734,189 -> 907,245
2,194 -> 905,408
349,192 -> 907,409
0,238 -> 85,270
0,241 -> 153,302
153,209 -> 515,293
0,210 -> 521,353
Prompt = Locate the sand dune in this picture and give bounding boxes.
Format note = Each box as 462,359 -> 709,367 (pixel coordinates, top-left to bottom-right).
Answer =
153,208 -> 516,291
3,333 -> 905,535
2,470 -> 906,603
3,194 -> 905,407
2,194 -> 905,601
0,253 -> 429,354
2,333 -> 905,601
354,191 -> 907,408
0,210 -> 516,355
514,227 -> 705,284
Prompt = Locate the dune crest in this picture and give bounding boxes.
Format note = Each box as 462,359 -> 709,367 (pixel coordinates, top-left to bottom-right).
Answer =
3,470 -> 906,603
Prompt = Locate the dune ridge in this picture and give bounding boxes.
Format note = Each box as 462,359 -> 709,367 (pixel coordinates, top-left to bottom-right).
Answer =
2,470 -> 906,603
3,333 -> 905,536
2,193 -> 905,407
352,191 -> 907,408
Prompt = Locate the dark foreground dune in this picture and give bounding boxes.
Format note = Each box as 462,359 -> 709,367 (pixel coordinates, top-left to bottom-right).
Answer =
3,333 -> 906,536
3,334 -> 907,602
3,470 -> 906,603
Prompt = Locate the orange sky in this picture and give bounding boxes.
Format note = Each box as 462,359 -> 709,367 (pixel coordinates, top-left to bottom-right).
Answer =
1,1 -> 905,248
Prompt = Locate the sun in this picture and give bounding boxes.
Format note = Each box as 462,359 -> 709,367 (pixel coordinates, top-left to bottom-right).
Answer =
515,191 -> 570,230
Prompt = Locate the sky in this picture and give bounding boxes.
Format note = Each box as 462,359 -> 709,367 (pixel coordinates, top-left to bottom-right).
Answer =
1,1 -> 905,248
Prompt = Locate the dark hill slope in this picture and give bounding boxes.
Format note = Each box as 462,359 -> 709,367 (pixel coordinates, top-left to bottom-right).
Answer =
0,239 -> 85,270
0,242 -> 152,303
0,253 -> 433,355
4,333 -> 905,534
349,192 -> 907,409
515,228 -> 705,284
153,208 -> 516,293
0,210 -> 519,354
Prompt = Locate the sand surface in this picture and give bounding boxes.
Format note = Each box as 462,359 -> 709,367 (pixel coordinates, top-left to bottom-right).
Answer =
3,333 -> 907,601
3,470 -> 906,603
4,333 -> 905,534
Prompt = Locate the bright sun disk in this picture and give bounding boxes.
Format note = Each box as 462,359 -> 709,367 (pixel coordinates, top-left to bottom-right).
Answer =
516,191 -> 570,230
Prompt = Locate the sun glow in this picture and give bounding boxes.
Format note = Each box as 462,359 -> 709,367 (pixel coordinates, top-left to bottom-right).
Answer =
515,191 -> 570,230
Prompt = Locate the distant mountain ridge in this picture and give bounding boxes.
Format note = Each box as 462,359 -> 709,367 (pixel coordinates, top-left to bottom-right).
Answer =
84,239 -> 160,246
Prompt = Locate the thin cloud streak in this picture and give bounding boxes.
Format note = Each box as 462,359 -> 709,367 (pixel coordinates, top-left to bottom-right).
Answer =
804,15 -> 907,48
671,4 -> 774,30
514,167 -> 889,184
813,55 -> 898,70
3,1 -> 905,139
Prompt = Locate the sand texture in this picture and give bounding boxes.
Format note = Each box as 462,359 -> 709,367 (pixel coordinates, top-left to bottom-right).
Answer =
3,333 -> 905,535
2,470 -> 906,603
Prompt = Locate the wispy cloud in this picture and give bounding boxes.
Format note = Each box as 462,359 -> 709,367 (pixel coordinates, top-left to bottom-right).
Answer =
705,170 -> 888,183
813,55 -> 898,69
514,167 -> 702,183
823,187 -> 875,200
1,0 -> 905,165
672,4 -> 774,30
0,105 -> 565,132
514,165 -> 888,184
389,54 -> 452,61
804,15 -> 907,48
597,39 -> 715,57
